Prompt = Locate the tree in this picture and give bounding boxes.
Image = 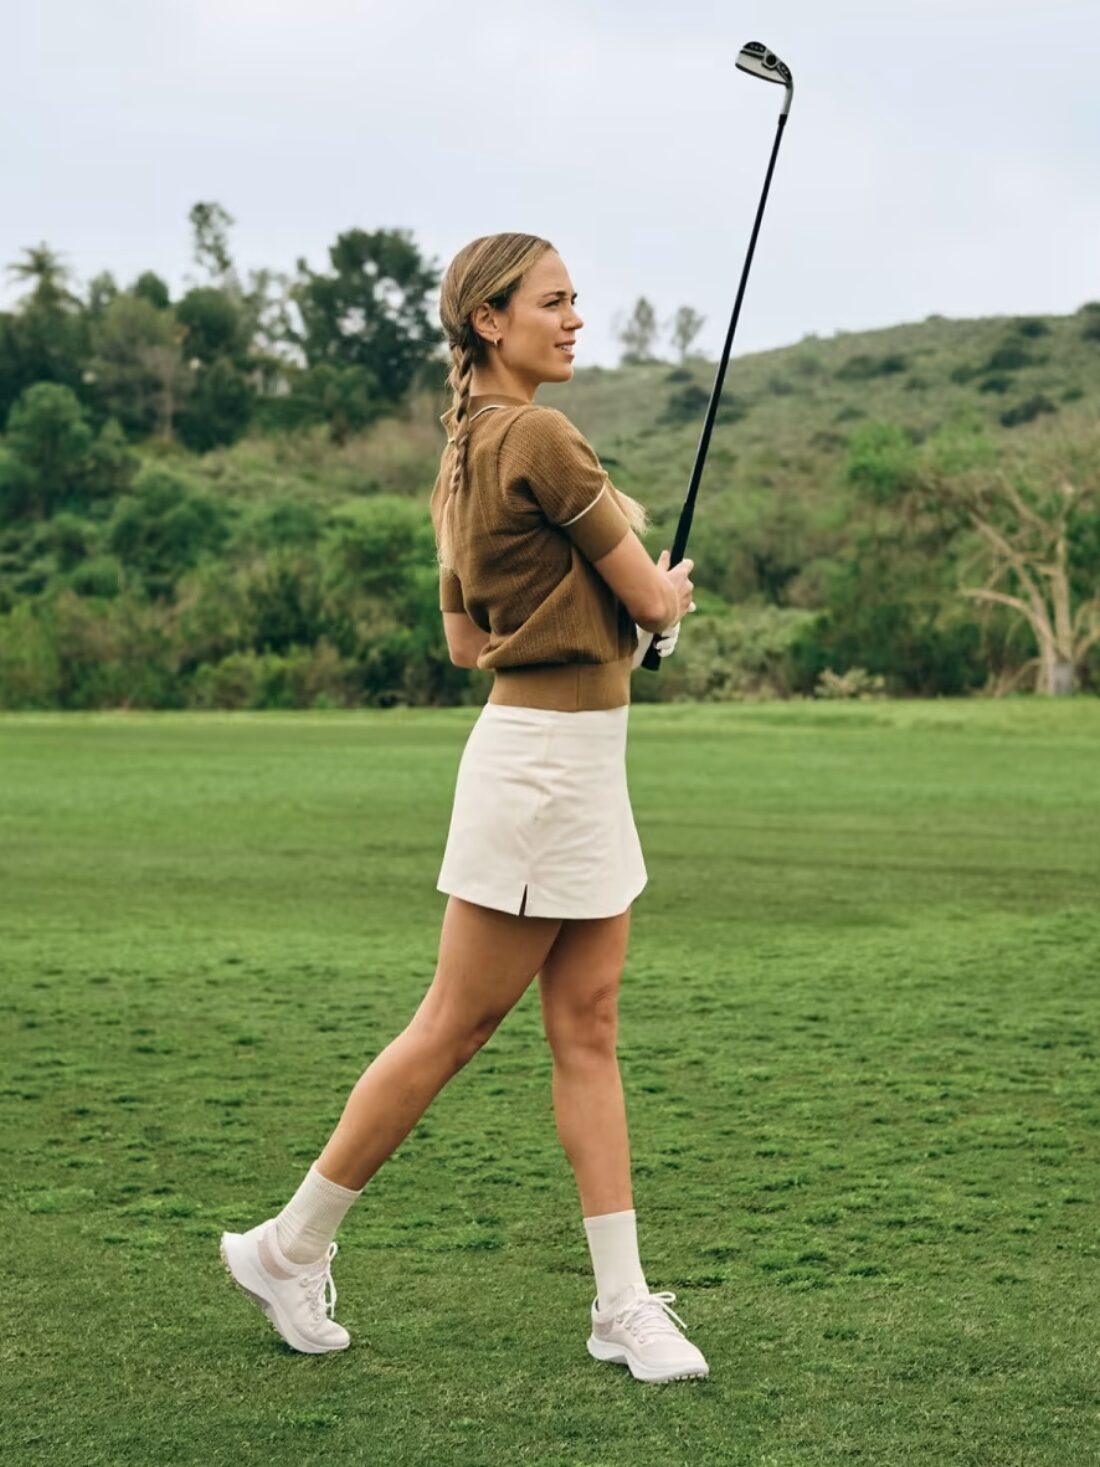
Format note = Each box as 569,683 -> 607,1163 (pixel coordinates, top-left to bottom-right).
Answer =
189,201 -> 238,287
284,227 -> 441,439
0,383 -> 92,521
0,243 -> 89,415
86,272 -> 120,319
87,293 -> 192,441
132,271 -> 172,311
5,242 -> 81,312
0,383 -> 135,522
667,305 -> 706,362
614,297 -> 660,365
918,423 -> 1100,695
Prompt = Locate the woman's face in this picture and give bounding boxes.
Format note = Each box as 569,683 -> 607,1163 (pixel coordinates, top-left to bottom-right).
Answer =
476,250 -> 585,388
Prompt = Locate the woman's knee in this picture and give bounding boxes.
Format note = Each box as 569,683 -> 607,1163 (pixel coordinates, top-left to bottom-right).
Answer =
544,981 -> 621,1058
405,997 -> 506,1071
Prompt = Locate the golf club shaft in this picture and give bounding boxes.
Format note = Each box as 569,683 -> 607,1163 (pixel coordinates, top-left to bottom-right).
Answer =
641,110 -> 789,672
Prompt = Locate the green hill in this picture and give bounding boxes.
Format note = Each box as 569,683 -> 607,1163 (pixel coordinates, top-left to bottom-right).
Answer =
189,302 -> 1100,567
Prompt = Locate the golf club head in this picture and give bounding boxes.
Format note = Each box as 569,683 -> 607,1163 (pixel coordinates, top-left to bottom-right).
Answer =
736,41 -> 794,113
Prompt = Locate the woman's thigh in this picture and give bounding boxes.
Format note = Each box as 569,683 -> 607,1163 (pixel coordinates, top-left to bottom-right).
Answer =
537,907 -> 632,1050
408,895 -> 564,1050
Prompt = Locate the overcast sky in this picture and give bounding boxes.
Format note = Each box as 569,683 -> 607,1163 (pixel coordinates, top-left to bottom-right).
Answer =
3,0 -> 1098,367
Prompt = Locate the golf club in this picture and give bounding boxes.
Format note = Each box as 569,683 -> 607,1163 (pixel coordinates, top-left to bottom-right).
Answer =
640,41 -> 794,672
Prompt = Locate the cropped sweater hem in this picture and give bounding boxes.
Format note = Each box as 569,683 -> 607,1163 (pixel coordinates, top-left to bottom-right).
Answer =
487,658 -> 631,712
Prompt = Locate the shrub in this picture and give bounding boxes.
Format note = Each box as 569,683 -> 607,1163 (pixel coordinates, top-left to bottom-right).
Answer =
1013,317 -> 1050,338
715,394 -> 748,426
978,375 -> 1012,394
836,352 -> 908,381
106,465 -> 233,597
660,383 -> 710,425
844,421 -> 920,503
814,666 -> 887,699
984,342 -> 1040,372
1000,394 -> 1058,428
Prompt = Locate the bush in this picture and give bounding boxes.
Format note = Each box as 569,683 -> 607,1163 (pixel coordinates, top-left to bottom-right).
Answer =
978,375 -> 1012,394
69,555 -> 123,598
844,422 -> 920,503
106,465 -> 233,597
1000,394 -> 1058,428
786,593 -> 986,698
985,342 -> 1042,372
660,383 -> 710,425
1013,317 -> 1050,338
631,605 -> 817,703
184,643 -> 358,710
814,666 -> 887,699
836,352 -> 907,381
0,602 -> 62,707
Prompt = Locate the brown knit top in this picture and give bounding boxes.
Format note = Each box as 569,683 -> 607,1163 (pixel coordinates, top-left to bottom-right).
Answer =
431,393 -> 638,711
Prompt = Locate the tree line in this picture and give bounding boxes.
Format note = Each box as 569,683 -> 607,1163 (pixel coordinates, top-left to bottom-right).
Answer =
0,204 -> 1096,707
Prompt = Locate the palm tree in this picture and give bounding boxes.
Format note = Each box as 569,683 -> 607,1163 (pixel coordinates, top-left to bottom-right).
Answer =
6,242 -> 81,311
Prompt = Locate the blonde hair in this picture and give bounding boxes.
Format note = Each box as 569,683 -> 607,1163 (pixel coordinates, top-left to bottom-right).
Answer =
434,231 -> 649,574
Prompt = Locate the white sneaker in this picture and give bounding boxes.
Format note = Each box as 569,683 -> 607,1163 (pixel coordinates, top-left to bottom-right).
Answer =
586,1283 -> 709,1382
219,1218 -> 350,1354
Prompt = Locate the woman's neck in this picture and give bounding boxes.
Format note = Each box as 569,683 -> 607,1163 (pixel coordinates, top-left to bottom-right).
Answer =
469,366 -> 537,402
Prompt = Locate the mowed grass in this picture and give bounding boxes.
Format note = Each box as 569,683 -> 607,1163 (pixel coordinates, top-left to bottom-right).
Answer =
1,698 -> 1097,1467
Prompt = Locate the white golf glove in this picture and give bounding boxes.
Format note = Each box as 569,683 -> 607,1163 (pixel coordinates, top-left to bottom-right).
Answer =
631,619 -> 681,669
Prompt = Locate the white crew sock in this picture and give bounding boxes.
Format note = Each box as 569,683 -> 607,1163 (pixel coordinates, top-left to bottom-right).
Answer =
583,1207 -> 649,1313
273,1163 -> 364,1264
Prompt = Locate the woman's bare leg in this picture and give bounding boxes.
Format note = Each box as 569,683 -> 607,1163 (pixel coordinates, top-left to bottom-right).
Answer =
537,908 -> 634,1216
315,895 -> 563,1191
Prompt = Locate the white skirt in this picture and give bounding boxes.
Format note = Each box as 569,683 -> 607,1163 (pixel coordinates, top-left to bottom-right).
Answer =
436,702 -> 648,919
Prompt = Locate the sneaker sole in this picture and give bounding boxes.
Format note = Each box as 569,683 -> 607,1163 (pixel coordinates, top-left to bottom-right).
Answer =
219,1231 -> 350,1354
586,1332 -> 709,1382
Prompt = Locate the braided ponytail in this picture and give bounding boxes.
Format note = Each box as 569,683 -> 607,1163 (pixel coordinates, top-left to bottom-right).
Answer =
446,339 -> 475,500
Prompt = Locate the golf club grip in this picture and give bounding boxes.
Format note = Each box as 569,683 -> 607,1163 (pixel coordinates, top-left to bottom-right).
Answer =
640,108 -> 790,675
640,520 -> 694,671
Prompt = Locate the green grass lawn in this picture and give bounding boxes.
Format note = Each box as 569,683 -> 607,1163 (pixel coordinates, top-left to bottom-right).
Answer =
2,698 -> 1097,1466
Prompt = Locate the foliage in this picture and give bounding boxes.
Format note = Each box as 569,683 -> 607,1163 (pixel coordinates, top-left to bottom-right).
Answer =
835,351 -> 908,381
105,465 -> 234,598
0,244 -> 1098,706
0,383 -> 137,523
1000,394 -> 1057,428
813,665 -> 887,698
615,296 -> 661,364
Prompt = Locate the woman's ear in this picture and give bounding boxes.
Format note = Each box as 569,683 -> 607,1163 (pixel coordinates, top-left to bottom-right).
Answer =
470,302 -> 497,348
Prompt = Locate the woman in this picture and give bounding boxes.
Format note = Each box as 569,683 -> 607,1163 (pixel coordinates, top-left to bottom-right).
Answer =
220,232 -> 705,1384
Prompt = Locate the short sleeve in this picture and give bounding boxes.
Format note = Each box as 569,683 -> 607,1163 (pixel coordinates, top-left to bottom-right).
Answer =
501,407 -> 632,562
439,565 -> 465,612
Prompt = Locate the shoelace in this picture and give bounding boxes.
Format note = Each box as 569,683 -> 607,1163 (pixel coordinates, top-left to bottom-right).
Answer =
297,1240 -> 339,1320
612,1289 -> 689,1345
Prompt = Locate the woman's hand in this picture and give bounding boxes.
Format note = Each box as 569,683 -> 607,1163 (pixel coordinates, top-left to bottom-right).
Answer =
632,549 -> 696,667
656,548 -> 696,627
631,620 -> 682,669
